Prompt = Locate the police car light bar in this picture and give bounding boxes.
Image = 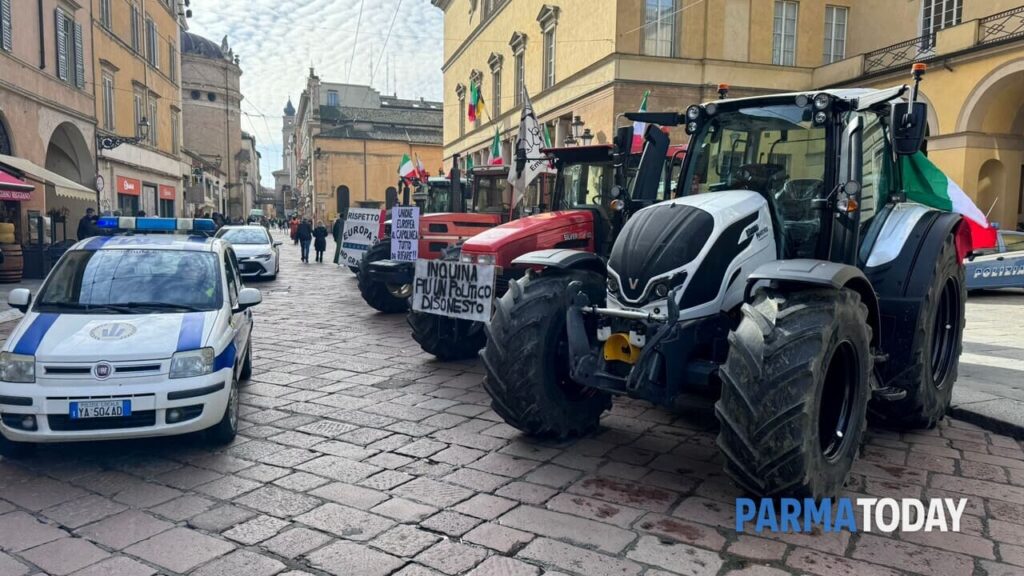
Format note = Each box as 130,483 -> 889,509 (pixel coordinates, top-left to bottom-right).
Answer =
96,217 -> 217,232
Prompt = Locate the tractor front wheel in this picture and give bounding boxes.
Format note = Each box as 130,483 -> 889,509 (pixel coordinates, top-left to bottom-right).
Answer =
357,240 -> 409,314
481,269 -> 611,439
716,287 -> 872,499
408,312 -> 486,361
871,233 -> 965,429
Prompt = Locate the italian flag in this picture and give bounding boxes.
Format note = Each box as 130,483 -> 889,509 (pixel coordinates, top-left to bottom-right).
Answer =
487,128 -> 503,165
398,154 -> 417,180
902,152 -> 998,252
631,90 -> 650,153
468,81 -> 482,122
415,153 -> 429,179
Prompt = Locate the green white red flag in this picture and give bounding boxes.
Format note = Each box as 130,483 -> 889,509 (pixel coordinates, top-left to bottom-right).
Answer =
415,153 -> 428,179
398,154 -> 417,181
487,128 -> 503,165
631,90 -> 650,153
468,81 -> 482,122
901,151 -> 998,252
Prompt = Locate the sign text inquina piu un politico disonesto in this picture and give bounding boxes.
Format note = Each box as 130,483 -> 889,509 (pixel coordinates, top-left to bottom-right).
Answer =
412,260 -> 495,323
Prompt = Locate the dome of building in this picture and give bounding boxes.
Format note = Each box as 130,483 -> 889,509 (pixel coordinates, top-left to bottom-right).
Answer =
284,98 -> 296,116
181,31 -> 225,59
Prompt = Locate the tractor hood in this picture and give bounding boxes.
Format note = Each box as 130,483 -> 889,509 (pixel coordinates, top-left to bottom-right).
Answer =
462,210 -> 595,268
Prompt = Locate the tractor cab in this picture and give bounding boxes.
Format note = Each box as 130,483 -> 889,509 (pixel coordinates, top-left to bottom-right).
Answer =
413,176 -> 468,214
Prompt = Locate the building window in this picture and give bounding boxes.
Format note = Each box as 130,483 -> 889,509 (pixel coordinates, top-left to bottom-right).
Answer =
823,6 -> 847,64
458,90 -> 466,137
922,0 -> 962,36
171,109 -> 180,154
772,0 -> 798,66
492,69 -> 502,117
148,100 -> 158,146
130,4 -> 141,52
514,53 -> 525,106
191,90 -> 200,100
55,8 -> 85,88
146,18 -> 159,67
643,0 -> 677,57
0,0 -> 11,52
134,91 -> 144,139
207,92 -> 216,102
542,27 -> 555,89
327,90 -> 339,107
168,41 -> 177,81
102,73 -> 115,130
99,0 -> 111,29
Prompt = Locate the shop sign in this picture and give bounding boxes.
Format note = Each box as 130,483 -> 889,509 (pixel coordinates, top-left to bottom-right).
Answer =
116,176 -> 141,196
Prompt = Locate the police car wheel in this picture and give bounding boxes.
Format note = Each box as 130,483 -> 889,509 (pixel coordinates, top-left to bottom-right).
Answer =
0,433 -> 35,459
207,377 -> 239,445
240,342 -> 253,381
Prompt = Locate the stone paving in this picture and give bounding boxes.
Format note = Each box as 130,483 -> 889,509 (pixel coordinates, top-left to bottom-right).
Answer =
0,232 -> 1021,576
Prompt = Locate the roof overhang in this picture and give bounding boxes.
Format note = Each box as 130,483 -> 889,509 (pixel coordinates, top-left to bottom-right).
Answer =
0,154 -> 94,202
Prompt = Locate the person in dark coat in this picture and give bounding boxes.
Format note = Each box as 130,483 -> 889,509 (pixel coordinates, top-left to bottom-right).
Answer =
77,207 -> 95,240
312,220 -> 329,263
296,218 -> 313,263
331,215 -> 344,265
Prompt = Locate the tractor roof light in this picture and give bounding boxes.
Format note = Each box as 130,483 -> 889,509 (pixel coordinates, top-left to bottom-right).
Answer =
685,105 -> 702,121
813,111 -> 828,126
795,94 -> 810,108
704,103 -> 718,117
813,93 -> 832,111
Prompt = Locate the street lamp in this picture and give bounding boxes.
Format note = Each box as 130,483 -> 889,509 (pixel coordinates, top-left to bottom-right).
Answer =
570,115 -> 585,141
97,117 -> 150,150
581,128 -> 594,146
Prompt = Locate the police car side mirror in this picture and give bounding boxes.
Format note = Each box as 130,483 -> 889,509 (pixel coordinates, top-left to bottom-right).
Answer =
235,287 -> 262,311
7,289 -> 30,313
273,241 -> 283,247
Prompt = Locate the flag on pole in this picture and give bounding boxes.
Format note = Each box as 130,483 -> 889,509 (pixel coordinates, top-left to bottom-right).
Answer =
508,88 -> 547,205
542,123 -> 556,171
415,153 -> 428,179
901,151 -> 998,252
487,128 -> 503,166
468,81 -> 481,122
631,90 -> 650,153
398,153 -> 417,181
466,155 -> 474,172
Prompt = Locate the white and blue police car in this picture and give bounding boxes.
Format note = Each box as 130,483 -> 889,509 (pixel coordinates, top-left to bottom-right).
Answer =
0,217 -> 259,457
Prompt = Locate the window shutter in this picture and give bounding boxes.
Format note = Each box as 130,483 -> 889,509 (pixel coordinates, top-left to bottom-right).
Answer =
74,22 -> 84,88
55,8 -> 68,81
1,0 -> 12,52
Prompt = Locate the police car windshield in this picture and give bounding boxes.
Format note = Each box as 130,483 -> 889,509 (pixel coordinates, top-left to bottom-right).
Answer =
217,228 -> 270,245
35,250 -> 222,313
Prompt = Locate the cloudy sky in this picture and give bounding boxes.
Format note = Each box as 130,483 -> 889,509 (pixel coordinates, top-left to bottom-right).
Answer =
189,0 -> 445,187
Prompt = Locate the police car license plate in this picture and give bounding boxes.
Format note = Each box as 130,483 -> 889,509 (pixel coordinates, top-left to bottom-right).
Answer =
69,400 -> 131,419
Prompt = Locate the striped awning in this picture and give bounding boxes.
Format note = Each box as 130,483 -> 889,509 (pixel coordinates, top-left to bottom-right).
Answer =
0,154 -> 95,202
0,165 -> 34,201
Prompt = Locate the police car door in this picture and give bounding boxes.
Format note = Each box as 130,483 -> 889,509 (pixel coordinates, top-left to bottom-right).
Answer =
224,249 -> 250,372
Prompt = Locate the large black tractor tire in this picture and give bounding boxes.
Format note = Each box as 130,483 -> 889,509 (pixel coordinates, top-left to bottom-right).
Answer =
481,269 -> 611,439
716,287 -> 872,499
408,311 -> 486,361
871,234 -> 965,429
357,240 -> 409,314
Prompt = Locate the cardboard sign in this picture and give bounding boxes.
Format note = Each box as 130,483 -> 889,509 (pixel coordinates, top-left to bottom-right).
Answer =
412,259 -> 495,323
390,206 -> 420,262
341,208 -> 383,267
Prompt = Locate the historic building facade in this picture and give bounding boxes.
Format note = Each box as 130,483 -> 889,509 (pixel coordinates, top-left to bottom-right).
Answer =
291,69 -> 443,221
93,0 -> 186,217
436,0 -> 1024,229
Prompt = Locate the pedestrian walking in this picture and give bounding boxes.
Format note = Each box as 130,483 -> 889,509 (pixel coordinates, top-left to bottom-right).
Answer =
313,220 -> 328,263
77,207 -> 96,240
289,217 -> 300,244
296,218 -> 313,263
331,214 -> 344,265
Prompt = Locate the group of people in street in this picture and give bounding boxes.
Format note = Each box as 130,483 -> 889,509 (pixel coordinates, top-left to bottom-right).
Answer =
289,217 -> 333,263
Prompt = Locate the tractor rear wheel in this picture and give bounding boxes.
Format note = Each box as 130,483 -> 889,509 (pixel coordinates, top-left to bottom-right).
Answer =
481,269 -> 611,439
357,240 -> 409,314
871,233 -> 965,429
408,312 -> 486,361
716,287 -> 872,499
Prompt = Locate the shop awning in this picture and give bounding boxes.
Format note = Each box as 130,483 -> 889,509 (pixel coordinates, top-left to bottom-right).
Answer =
0,154 -> 96,202
0,166 -> 34,201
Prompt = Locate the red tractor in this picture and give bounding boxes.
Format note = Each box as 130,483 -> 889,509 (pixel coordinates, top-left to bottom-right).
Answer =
408,129 -> 685,360
359,166 -> 552,312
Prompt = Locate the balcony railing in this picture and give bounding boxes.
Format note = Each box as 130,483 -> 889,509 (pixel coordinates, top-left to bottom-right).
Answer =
863,33 -> 936,75
980,5 -> 1024,45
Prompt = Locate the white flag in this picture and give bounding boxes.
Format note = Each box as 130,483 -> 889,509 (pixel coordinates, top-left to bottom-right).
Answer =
508,89 -> 547,206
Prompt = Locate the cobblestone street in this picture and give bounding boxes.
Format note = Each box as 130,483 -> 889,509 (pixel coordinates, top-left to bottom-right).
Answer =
0,233 -> 1021,576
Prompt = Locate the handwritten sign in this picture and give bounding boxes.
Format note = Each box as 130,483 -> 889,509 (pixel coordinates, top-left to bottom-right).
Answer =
341,208 -> 382,267
390,206 -> 419,262
412,260 -> 495,323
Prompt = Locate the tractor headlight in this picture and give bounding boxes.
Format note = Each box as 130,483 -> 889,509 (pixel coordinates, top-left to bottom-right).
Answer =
813,93 -> 831,110
460,253 -> 474,263
685,105 -> 702,121
653,283 -> 669,299
476,254 -> 496,266
0,352 -> 35,383
170,348 -> 215,379
607,276 -> 619,294
686,121 -> 699,135
704,103 -> 718,117
814,111 -> 828,125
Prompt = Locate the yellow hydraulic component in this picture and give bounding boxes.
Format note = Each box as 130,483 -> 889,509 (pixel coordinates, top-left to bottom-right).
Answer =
603,333 -> 641,364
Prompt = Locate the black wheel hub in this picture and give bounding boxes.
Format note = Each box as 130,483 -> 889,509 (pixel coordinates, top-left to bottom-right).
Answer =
930,278 -> 961,388
819,341 -> 858,461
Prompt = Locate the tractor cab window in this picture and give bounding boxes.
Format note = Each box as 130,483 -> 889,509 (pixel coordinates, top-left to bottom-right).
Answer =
424,181 -> 452,214
683,104 -> 826,258
514,173 -> 554,217
558,162 -> 615,209
857,111 -> 895,227
472,175 -> 511,214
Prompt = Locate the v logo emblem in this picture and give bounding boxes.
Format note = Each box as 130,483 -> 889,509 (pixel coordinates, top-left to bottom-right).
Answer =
628,278 -> 639,290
